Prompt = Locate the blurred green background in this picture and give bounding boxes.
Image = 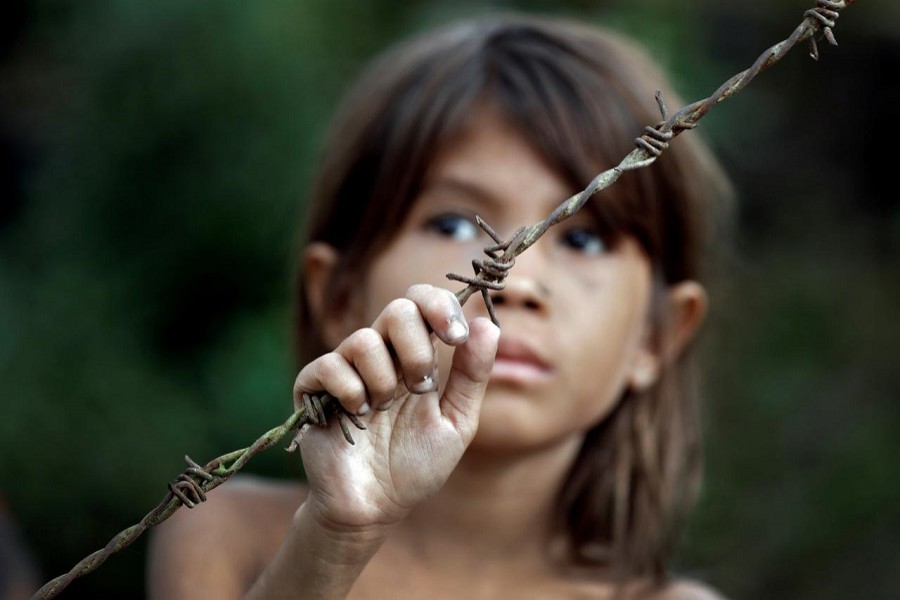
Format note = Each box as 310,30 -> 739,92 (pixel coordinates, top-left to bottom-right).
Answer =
1,0 -> 898,598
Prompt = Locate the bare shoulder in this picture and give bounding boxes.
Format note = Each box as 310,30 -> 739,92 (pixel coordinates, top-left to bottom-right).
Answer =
147,475 -> 307,599
602,577 -> 725,600
546,569 -> 725,600
653,579 -> 726,600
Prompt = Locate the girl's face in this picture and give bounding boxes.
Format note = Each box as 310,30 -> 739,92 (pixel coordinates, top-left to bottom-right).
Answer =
354,110 -> 659,452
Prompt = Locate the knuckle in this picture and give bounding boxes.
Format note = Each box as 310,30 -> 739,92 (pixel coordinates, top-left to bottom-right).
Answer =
405,283 -> 431,298
293,352 -> 341,396
318,352 -> 345,374
294,352 -> 371,409
346,327 -> 384,355
386,298 -> 419,325
292,374 -> 306,397
293,360 -> 321,395
409,284 -> 451,317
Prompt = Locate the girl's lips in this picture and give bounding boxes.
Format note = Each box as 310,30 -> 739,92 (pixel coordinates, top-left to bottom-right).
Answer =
490,337 -> 554,384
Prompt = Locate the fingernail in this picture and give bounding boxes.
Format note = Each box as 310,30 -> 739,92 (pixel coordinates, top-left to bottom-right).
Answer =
446,290 -> 468,341
356,402 -> 370,416
410,373 -> 437,394
377,398 -> 394,411
446,316 -> 468,342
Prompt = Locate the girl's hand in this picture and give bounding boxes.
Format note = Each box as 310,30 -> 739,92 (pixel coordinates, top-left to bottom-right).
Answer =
292,284 -> 499,534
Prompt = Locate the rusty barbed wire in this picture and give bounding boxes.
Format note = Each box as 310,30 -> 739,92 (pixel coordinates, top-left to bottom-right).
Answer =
32,1 -> 857,597
447,0 -> 857,315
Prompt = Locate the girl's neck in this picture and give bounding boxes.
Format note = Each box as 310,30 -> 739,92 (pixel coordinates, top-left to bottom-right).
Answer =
391,434 -> 583,570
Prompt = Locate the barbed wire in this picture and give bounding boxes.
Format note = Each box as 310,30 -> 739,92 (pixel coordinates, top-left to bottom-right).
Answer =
32,1 -> 857,597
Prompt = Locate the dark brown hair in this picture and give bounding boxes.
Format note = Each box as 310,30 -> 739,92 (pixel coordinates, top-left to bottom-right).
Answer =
293,14 -> 730,582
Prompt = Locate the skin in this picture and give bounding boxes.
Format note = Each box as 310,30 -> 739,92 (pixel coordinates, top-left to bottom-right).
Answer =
148,109 -> 714,599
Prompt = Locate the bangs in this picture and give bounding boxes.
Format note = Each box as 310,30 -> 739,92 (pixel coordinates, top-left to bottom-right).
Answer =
480,22 -> 677,262
352,17 -> 681,267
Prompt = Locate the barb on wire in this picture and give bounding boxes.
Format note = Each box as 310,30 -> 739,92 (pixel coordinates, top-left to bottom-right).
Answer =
446,216 -> 522,324
32,1 -> 857,598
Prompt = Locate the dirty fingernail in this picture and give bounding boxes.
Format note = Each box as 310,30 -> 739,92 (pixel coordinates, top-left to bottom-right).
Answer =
446,316 -> 468,342
410,373 -> 437,394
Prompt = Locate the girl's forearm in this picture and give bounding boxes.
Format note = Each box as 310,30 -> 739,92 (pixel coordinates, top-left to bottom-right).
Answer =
244,502 -> 391,600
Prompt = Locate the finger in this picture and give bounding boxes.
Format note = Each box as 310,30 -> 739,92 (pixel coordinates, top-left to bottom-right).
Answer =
405,284 -> 469,346
440,317 -> 500,437
293,352 -> 370,416
334,327 -> 399,411
371,298 -> 437,395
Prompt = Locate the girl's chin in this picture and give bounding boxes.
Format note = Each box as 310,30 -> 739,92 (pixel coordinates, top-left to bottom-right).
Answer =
467,406 -> 582,457
469,391 -> 556,449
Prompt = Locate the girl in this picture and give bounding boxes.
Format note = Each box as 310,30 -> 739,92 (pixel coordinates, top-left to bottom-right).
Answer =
149,14 -> 730,599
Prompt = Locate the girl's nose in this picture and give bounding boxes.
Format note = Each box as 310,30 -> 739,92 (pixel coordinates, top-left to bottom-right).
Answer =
489,274 -> 551,313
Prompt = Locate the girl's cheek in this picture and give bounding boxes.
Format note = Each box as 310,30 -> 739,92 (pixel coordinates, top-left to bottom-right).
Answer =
421,239 -> 485,283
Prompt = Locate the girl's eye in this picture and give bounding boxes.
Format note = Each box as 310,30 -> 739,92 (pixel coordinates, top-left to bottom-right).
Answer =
561,227 -> 605,255
425,213 -> 479,242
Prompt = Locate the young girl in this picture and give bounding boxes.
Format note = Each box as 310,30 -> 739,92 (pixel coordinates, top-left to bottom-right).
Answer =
149,14 -> 730,599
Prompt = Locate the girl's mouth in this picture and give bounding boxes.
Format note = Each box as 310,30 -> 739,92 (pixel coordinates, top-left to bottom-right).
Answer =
490,337 -> 554,385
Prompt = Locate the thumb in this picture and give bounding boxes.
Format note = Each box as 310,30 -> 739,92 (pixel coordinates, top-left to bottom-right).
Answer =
439,317 -> 499,436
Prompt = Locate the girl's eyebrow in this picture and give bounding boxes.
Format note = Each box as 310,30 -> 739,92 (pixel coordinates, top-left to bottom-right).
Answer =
421,176 -> 503,209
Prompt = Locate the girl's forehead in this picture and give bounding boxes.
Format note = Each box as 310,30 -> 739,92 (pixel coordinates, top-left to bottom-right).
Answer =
429,112 -> 540,173
422,113 -> 575,210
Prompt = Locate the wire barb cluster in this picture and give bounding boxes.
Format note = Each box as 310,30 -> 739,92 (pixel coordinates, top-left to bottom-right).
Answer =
32,2 -> 858,598
635,91 -> 697,157
287,393 -> 367,451
806,0 -> 844,60
446,216 -> 523,325
167,456 -> 214,508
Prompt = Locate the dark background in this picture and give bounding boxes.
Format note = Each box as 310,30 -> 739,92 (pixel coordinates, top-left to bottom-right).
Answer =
1,1 -> 898,598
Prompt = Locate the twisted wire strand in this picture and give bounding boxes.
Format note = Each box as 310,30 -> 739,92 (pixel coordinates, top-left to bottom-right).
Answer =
32,2 -> 856,597
448,0 -> 856,311
33,408 -> 306,598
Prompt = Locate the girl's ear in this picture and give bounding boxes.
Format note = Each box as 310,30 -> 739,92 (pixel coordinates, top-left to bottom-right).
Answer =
662,280 -> 708,363
304,242 -> 358,348
627,280 -> 708,392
